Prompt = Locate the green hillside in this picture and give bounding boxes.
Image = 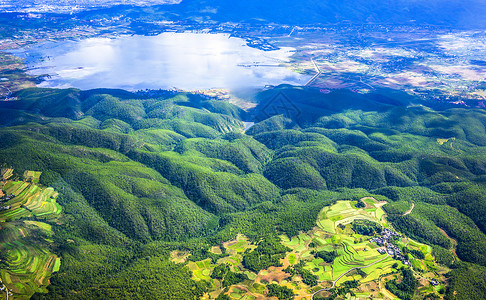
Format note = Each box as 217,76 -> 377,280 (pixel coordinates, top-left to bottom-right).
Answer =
0,86 -> 486,299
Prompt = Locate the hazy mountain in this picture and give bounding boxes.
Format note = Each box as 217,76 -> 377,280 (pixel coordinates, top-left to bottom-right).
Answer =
174,0 -> 486,28
4,0 -> 485,28
0,0 -> 180,13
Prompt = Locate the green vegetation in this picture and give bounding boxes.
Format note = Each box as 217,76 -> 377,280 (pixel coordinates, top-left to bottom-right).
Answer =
188,246 -> 226,263
196,256 -> 251,290
432,245 -> 455,267
284,262 -> 318,286
242,237 -> 290,272
211,263 -> 230,279
216,292 -> 231,300
351,219 -> 382,236
445,262 -> 486,300
409,248 -> 425,259
266,283 -> 295,300
389,203 -> 486,266
315,280 -> 360,300
222,271 -> 248,287
383,200 -> 412,215
314,250 -> 338,263
376,186 -> 445,205
385,268 -> 418,300
1,85 -> 486,298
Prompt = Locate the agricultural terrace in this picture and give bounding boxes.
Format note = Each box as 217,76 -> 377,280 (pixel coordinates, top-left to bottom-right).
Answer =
22,171 -> 42,184
0,180 -> 60,223
317,199 -> 387,234
185,234 -> 262,300
1,169 -> 13,181
0,170 -> 62,299
185,198 -> 448,300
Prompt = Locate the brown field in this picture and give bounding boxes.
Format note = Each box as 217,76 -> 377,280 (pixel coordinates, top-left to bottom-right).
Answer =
210,246 -> 223,255
256,266 -> 290,284
169,251 -> 190,264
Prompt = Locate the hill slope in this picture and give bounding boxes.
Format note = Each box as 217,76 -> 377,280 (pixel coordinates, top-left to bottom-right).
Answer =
1,86 -> 486,298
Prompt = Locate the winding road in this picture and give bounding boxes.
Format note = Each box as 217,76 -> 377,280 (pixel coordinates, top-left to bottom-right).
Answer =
403,203 -> 415,216
311,255 -> 390,300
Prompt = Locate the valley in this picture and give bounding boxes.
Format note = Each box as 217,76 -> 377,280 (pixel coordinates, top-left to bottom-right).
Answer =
0,2 -> 486,299
0,80 -> 484,299
0,84 -> 485,299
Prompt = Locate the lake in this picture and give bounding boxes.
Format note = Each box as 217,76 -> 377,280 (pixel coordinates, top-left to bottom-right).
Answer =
14,33 -> 310,91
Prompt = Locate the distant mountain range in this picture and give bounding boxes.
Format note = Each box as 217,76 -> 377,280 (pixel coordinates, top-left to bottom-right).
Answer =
2,0 -> 485,28
0,0 -> 180,13
173,0 -> 486,28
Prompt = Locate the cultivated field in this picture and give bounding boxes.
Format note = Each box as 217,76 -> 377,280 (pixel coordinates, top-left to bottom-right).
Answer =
185,198 -> 448,300
0,171 -> 62,299
276,30 -> 486,104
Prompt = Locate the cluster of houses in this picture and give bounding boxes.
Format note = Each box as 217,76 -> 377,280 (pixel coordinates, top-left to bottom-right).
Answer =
0,284 -> 9,296
0,193 -> 14,211
370,229 -> 444,287
1,193 -> 14,202
0,284 -> 12,297
0,192 -> 13,211
370,228 -> 410,266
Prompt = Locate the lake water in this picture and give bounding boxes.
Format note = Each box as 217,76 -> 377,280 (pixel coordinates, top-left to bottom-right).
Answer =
14,33 -> 310,91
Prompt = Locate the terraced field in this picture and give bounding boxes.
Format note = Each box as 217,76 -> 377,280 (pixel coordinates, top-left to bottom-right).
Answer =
188,258 -> 214,282
23,171 -> 41,183
0,171 -> 62,299
186,198 -> 446,300
0,181 -> 61,223
186,235 -> 261,300
334,256 -> 396,285
319,200 -> 386,233
0,226 -> 60,296
1,168 -> 13,180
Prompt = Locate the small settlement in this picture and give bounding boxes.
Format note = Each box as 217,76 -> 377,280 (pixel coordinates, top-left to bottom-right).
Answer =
0,193 -> 14,211
370,228 -> 411,266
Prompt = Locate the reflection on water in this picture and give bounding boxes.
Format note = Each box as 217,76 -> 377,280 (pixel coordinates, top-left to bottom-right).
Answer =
17,33 -> 309,91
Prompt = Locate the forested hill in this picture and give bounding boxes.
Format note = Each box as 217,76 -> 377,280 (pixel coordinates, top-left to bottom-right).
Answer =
1,86 -> 486,298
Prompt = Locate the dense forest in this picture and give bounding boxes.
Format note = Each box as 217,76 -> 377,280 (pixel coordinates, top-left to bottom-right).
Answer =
351,219 -> 382,236
1,85 -> 486,299
385,268 -> 418,300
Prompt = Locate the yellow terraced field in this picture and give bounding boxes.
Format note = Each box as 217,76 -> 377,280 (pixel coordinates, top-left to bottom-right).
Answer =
187,197 -> 445,300
0,171 -> 63,299
1,168 -> 14,180
23,171 -> 42,183
318,218 -> 335,233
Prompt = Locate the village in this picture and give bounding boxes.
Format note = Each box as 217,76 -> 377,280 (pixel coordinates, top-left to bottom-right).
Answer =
370,228 -> 411,267
371,229 -> 442,287
0,191 -> 13,211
